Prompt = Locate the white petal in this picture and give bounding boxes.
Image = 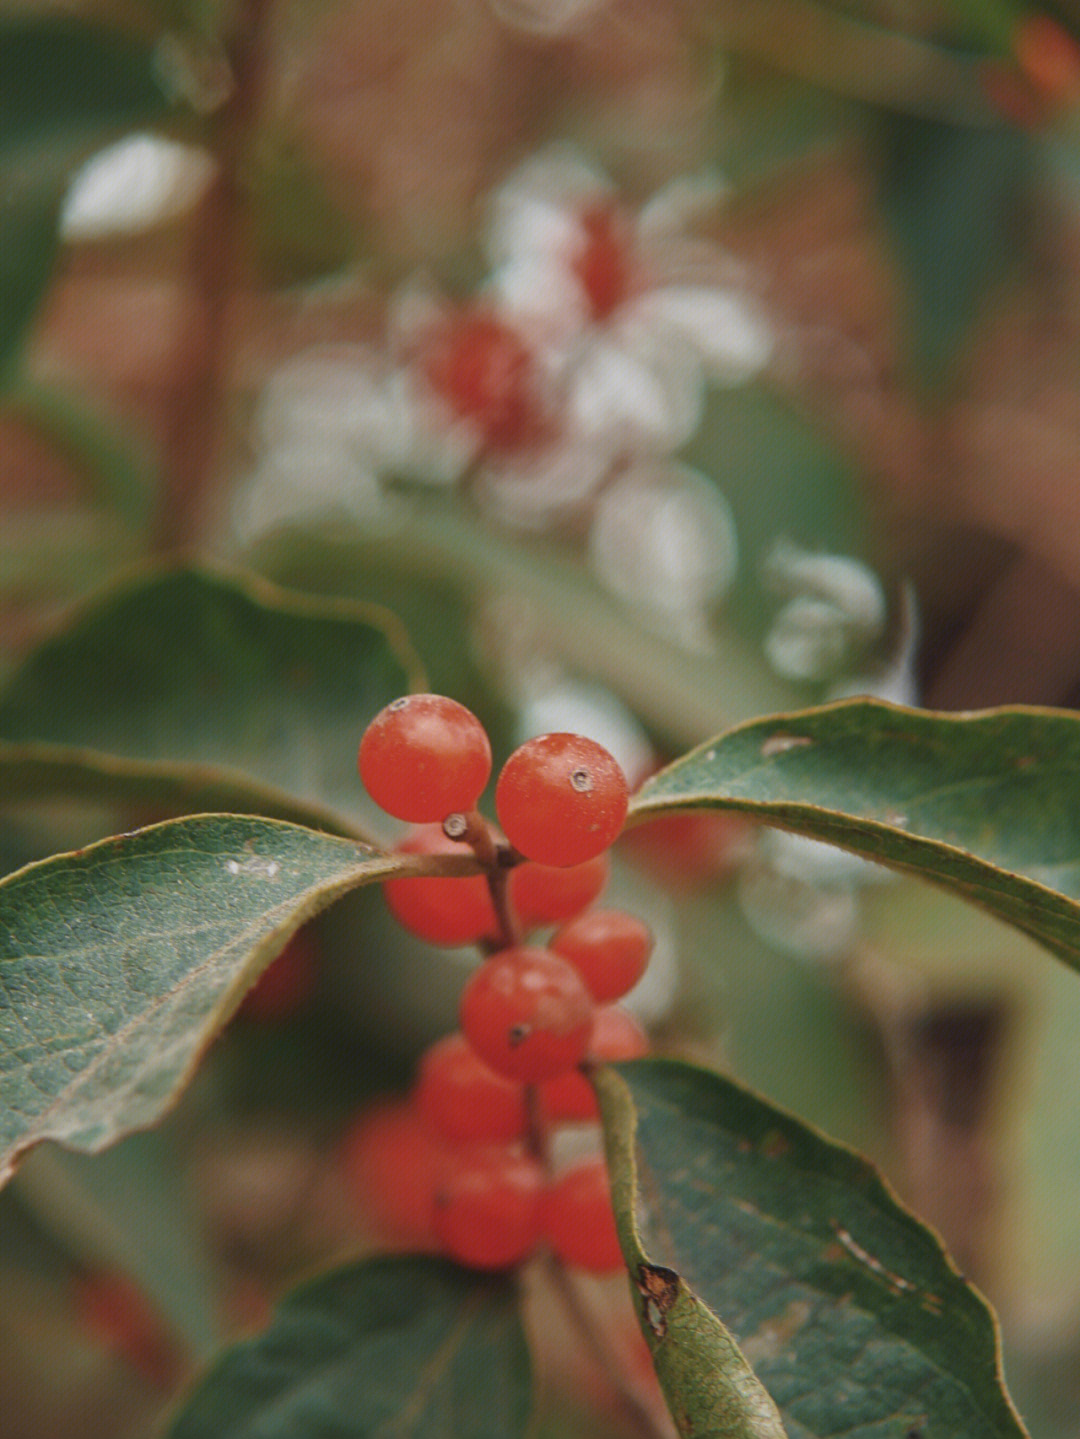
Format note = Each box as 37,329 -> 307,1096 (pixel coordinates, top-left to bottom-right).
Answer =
763,540 -> 887,636
61,133 -> 215,239
637,172 -> 730,240
588,460 -> 738,641
567,330 -> 703,452
764,596 -> 852,681
475,437 -> 612,527
636,285 -> 774,384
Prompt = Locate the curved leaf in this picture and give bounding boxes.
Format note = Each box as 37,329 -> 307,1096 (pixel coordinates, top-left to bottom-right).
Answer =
0,16 -> 174,378
165,1256 -> 531,1439
629,700 -> 1080,971
597,1058 -> 1027,1439
0,815 -> 424,1186
0,564 -> 420,829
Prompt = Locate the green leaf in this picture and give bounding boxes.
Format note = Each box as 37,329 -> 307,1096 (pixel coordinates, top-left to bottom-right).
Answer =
875,113 -> 1032,380
0,564 -> 420,831
165,1255 -> 531,1439
0,814 -> 415,1186
597,1058 -> 1028,1439
0,17 -> 174,379
629,699 -> 1080,972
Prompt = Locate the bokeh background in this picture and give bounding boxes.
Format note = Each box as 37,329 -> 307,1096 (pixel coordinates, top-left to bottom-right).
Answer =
4,1 -> 1080,1434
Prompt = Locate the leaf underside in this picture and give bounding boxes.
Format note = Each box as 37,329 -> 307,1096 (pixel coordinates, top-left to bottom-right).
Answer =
597,1059 -> 1028,1439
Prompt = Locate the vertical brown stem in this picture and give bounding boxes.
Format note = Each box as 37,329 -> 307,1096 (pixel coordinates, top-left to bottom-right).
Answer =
153,0 -> 275,550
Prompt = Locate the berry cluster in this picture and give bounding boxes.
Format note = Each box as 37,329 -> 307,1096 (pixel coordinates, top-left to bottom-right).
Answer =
348,693 -> 653,1271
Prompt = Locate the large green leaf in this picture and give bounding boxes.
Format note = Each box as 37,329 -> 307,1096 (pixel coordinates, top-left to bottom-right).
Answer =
0,814 -> 428,1186
0,17 -> 174,379
629,700 -> 1080,971
165,1256 -> 531,1439
597,1059 -> 1027,1439
0,565 -> 419,831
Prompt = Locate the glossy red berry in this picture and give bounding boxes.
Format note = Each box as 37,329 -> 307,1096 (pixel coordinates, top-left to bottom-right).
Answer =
496,733 -> 629,868
433,1145 -> 544,1269
460,946 -> 595,1083
539,1005 -> 648,1122
507,853 -> 609,930
358,694 -> 491,823
421,310 -> 543,452
551,909 -> 653,1003
415,1033 -> 529,1144
340,1099 -> 448,1248
383,825 -> 498,946
544,1157 -> 624,1273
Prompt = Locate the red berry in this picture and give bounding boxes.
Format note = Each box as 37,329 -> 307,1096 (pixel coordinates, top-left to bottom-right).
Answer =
340,1099 -> 447,1249
237,925 -> 319,1022
621,810 -> 750,891
551,909 -> 653,1003
573,204 -> 635,320
460,946 -> 595,1083
507,853 -> 609,930
545,1158 -> 624,1273
421,310 -> 543,452
415,1033 -> 529,1144
539,1005 -> 648,1122
433,1145 -> 544,1269
383,824 -> 498,946
496,733 -> 629,868
1014,14 -> 1080,104
74,1271 -> 180,1387
359,694 -> 491,823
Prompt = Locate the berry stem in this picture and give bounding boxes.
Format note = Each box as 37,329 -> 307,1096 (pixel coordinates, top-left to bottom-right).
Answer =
539,1251 -> 673,1439
443,811 -> 524,949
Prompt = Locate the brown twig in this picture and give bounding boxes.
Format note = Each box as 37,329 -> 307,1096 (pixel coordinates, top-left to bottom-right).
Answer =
153,0 -> 275,550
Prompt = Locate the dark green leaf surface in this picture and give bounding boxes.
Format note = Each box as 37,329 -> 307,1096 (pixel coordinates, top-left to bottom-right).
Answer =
597,1059 -> 1027,1439
0,17 -> 173,377
166,1256 -> 531,1439
629,700 -> 1080,971
876,114 -> 1031,378
0,565 -> 419,829
0,815 -> 408,1185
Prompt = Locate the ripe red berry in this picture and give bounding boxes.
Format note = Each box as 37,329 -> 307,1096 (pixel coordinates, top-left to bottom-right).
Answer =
544,1157 -> 624,1273
237,925 -> 319,1022
74,1271 -> 180,1387
433,1145 -> 544,1269
1014,14 -> 1080,104
551,909 -> 653,1003
539,1004 -> 648,1122
383,824 -> 498,946
460,946 -> 595,1083
496,733 -> 629,868
421,310 -> 543,452
415,1033 -> 529,1144
358,694 -> 492,823
340,1099 -> 448,1249
621,809 -> 750,891
507,853 -> 609,930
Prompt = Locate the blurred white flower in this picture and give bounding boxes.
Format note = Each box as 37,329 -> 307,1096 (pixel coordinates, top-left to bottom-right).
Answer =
515,676 -> 655,787
486,147 -> 773,455
762,541 -> 887,682
61,133 -> 215,240
231,344 -> 468,544
589,460 -> 739,648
